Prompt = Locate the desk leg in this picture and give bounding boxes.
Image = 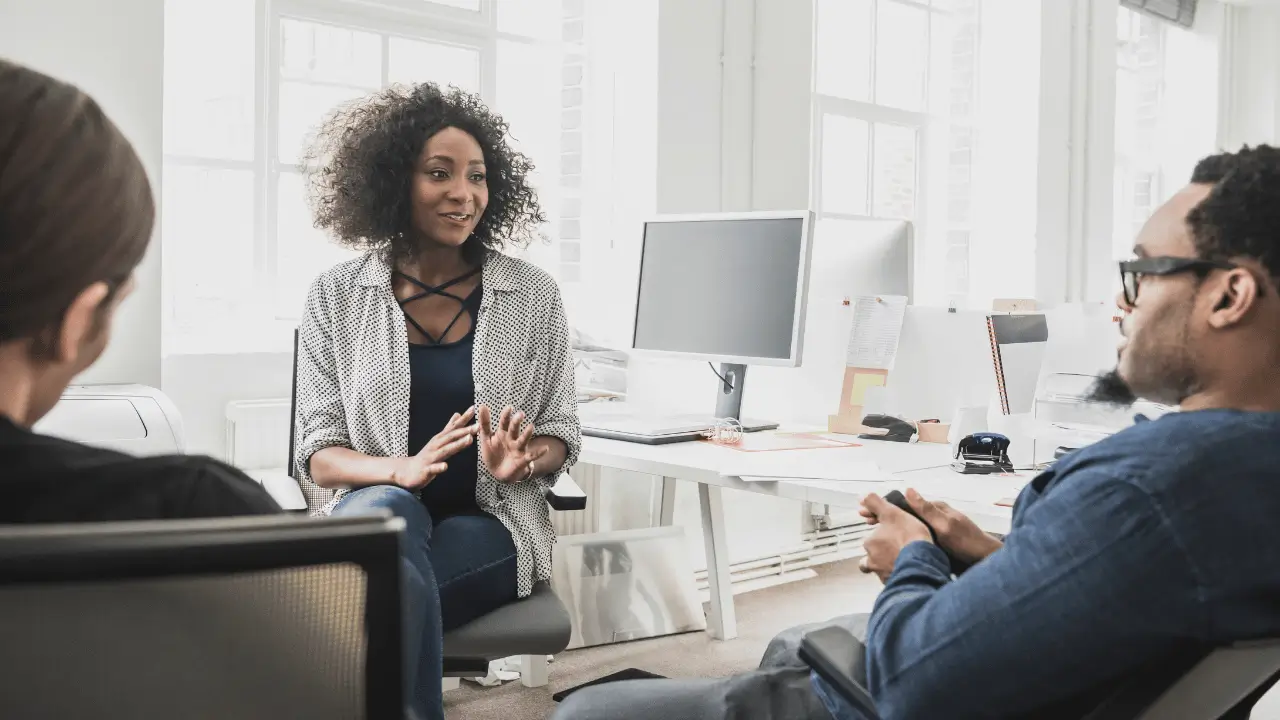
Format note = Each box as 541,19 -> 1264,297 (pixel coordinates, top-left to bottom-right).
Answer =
698,483 -> 737,640
654,476 -> 677,526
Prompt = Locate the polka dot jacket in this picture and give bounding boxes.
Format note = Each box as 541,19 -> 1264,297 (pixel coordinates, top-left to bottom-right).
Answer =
293,249 -> 581,598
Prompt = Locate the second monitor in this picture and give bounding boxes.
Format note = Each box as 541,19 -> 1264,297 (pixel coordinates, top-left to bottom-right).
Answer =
631,210 -> 815,426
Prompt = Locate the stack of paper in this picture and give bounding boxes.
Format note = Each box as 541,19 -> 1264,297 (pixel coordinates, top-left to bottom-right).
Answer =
718,448 -> 892,483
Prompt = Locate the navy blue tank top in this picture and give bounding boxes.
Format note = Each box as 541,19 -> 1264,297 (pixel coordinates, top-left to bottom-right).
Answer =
397,268 -> 482,518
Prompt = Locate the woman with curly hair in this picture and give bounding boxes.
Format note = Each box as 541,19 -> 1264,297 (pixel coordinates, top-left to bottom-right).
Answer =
293,82 -> 580,719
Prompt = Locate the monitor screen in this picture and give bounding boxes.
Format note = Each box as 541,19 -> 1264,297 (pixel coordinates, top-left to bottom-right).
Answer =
632,215 -> 808,364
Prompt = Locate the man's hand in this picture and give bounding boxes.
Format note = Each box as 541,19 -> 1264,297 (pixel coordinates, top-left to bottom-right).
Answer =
391,406 -> 478,490
859,488 -> 1003,566
478,404 -> 549,484
859,493 -> 934,583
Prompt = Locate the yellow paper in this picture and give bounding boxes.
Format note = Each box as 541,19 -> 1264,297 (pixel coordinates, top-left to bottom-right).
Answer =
849,373 -> 886,405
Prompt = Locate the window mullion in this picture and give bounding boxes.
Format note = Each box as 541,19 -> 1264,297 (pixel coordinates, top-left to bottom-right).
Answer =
869,0 -> 880,104
261,5 -> 282,323
380,32 -> 390,87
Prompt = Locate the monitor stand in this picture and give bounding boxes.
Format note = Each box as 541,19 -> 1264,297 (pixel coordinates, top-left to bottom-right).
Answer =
713,363 -> 778,433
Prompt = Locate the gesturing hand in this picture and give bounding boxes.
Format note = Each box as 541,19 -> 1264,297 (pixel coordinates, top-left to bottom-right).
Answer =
391,406 -> 477,491
478,404 -> 548,484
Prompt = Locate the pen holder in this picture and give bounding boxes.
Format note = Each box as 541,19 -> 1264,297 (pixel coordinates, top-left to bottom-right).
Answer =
916,422 -> 950,444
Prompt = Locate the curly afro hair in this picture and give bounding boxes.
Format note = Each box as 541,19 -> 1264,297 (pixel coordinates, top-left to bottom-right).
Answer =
303,82 -> 546,263
1187,145 -> 1280,285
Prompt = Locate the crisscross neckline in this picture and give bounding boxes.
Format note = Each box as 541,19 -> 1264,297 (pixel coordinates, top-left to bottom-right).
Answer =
394,266 -> 482,346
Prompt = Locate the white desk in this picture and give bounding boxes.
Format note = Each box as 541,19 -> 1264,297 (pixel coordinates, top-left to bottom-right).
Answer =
578,434 -> 1026,640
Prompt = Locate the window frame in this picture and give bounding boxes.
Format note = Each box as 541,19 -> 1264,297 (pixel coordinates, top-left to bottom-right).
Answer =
161,0 -> 570,354
810,0 -> 974,306
1112,5 -> 1169,260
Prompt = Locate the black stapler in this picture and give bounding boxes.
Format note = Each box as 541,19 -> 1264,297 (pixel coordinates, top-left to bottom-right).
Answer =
858,414 -> 918,443
950,432 -> 1015,474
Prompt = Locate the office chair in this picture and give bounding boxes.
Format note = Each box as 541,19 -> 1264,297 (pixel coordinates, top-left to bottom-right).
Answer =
288,329 -> 585,688
800,626 -> 1280,720
0,514 -> 404,720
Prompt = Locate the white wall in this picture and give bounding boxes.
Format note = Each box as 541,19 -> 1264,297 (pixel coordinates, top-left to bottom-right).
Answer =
162,352 -> 293,459
751,0 -> 814,212
595,0 -> 819,571
655,0 -> 725,213
1218,3 -> 1280,147
0,0 -> 164,388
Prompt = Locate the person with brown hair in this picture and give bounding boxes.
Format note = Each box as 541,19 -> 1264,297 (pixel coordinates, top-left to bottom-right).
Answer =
0,58 -> 279,520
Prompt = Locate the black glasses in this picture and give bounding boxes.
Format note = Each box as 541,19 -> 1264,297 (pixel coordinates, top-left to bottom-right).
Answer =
1118,257 -> 1236,306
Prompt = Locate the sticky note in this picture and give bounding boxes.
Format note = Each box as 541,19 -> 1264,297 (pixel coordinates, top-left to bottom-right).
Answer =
849,372 -> 886,405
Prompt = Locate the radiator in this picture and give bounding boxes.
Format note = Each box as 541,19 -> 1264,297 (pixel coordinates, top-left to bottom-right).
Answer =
693,522 -> 872,596
225,399 -> 291,470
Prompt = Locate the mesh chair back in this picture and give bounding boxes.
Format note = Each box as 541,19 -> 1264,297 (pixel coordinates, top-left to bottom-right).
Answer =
0,514 -> 403,720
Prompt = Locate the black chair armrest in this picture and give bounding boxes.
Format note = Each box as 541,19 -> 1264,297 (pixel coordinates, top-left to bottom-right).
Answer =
799,626 -> 881,719
545,473 -> 587,512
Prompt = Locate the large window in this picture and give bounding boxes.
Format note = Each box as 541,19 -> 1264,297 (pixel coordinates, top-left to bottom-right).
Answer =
813,0 -> 1042,308
162,0 -> 586,353
1112,6 -> 1219,260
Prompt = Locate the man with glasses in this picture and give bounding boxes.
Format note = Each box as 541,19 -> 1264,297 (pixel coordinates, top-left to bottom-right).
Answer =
554,145 -> 1280,720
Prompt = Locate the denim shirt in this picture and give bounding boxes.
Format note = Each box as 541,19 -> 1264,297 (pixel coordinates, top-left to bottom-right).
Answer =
817,410 -> 1280,719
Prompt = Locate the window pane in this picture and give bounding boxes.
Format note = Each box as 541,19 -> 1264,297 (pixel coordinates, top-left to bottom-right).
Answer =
163,0 -> 255,160
388,38 -> 481,92
944,242 -> 970,297
425,0 -> 481,10
875,0 -> 929,112
497,40 -> 562,233
929,7 -> 979,120
275,172 -> 359,318
497,41 -> 562,162
821,115 -> 870,215
948,125 -> 974,224
498,0 -> 563,40
815,0 -> 872,101
280,19 -> 381,87
872,123 -> 917,218
1112,164 -> 1133,259
278,82 -> 371,164
162,166 -> 256,332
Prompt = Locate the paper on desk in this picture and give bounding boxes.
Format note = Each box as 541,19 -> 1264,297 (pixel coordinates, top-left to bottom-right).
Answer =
845,295 -> 908,370
719,448 -> 893,482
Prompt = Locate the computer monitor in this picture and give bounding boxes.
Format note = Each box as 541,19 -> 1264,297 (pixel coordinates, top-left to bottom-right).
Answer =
745,218 -> 912,426
630,210 -> 814,423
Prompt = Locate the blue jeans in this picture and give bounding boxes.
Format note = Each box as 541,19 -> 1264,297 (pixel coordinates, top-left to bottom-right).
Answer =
332,486 -> 518,720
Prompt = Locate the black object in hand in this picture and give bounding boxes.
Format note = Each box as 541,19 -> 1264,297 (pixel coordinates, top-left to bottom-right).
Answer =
881,490 -> 972,576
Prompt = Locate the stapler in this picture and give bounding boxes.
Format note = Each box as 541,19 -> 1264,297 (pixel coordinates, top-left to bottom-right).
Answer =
950,432 -> 1015,474
858,414 -> 918,443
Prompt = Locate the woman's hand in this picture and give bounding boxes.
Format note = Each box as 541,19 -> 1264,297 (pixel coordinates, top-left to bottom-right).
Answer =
478,404 -> 548,484
391,406 -> 478,491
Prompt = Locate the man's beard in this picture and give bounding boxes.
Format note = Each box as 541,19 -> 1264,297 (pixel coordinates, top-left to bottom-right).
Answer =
1086,369 -> 1139,407
1091,295 -> 1200,408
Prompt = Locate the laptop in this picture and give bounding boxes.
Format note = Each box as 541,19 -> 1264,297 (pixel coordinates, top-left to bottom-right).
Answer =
578,403 -> 778,445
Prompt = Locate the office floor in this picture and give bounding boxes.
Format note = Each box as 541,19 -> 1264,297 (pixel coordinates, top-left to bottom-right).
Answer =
444,558 -> 882,720
445,558 -> 1280,720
